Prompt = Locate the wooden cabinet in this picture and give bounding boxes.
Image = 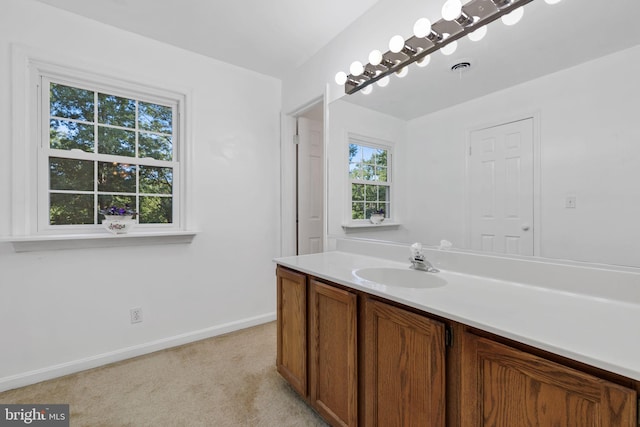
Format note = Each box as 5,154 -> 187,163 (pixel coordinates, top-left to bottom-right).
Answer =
276,266 -> 358,426
276,266 -> 307,397
364,298 -> 446,427
309,279 -> 358,427
276,265 -> 639,427
461,333 -> 638,427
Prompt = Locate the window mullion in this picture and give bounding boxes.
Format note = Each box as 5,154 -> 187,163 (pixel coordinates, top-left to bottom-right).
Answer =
135,99 -> 140,216
39,77 -> 49,232
36,72 -> 181,231
94,90 -> 99,223
49,115 -> 94,128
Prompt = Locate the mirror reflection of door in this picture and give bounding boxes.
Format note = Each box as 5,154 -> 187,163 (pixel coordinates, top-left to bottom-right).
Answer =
468,118 -> 534,256
297,114 -> 324,255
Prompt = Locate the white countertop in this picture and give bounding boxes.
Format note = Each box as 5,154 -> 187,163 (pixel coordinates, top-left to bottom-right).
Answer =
275,251 -> 640,381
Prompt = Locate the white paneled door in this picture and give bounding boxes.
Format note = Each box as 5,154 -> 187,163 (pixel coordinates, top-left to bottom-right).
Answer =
297,117 -> 323,255
468,118 -> 534,256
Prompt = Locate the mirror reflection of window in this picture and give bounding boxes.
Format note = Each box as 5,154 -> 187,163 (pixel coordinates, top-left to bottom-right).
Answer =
348,139 -> 391,221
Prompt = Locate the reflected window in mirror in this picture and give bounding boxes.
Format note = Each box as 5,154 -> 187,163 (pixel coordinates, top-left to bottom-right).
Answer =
348,136 -> 392,221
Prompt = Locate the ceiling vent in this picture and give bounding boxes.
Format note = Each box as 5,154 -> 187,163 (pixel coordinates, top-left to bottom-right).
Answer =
450,61 -> 472,72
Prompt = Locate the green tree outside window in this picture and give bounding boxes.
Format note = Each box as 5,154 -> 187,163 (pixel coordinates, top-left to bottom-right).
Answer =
48,82 -> 175,226
349,142 -> 391,220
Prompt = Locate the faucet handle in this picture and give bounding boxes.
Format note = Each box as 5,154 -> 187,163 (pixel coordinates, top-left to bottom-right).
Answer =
410,242 -> 424,259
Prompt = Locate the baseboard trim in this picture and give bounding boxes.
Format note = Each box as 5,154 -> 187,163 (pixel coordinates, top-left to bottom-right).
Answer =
0,312 -> 276,393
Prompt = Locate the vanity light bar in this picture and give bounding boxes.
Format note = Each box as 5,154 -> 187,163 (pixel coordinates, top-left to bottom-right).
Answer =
343,0 -> 534,95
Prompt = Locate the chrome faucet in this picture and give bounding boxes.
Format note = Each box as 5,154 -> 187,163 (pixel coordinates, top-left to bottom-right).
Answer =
410,254 -> 439,273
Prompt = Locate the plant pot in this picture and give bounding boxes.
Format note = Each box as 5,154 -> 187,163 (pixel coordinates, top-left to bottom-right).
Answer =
370,214 -> 385,224
102,218 -> 136,234
104,215 -> 133,221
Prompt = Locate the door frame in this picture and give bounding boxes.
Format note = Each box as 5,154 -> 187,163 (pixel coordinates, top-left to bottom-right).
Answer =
464,111 -> 541,257
280,93 -> 327,257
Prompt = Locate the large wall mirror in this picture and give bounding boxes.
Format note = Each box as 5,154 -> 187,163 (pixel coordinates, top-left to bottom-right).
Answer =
327,0 -> 640,268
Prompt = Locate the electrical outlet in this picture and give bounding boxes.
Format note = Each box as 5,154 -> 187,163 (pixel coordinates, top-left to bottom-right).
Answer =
130,307 -> 143,324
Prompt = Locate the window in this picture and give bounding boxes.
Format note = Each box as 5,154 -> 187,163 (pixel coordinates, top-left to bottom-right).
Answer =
348,136 -> 392,221
38,75 -> 183,233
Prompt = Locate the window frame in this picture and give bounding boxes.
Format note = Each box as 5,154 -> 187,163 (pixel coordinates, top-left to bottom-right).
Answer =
346,133 -> 395,225
8,50 -> 193,246
38,75 -> 181,233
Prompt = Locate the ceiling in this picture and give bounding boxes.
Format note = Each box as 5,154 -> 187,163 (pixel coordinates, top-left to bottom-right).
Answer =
343,0 -> 640,119
33,0 -> 380,79
31,0 -> 640,118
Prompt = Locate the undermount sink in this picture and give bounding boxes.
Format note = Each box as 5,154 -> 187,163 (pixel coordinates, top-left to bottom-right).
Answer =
354,267 -> 447,289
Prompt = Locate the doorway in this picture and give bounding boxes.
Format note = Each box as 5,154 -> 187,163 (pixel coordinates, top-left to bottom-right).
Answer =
295,104 -> 324,255
467,117 -> 535,256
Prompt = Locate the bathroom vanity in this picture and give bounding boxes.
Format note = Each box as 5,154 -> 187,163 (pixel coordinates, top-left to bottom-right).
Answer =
275,247 -> 640,426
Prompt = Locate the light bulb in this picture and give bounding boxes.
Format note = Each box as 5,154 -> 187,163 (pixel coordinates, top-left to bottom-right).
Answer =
369,50 -> 383,66
335,71 -> 347,85
413,18 -> 432,38
361,85 -> 373,95
389,35 -> 405,53
416,55 -> 431,68
376,76 -> 390,87
441,41 -> 458,56
396,67 -> 408,78
501,7 -> 524,26
468,25 -> 487,42
544,0 -> 561,3
442,0 -> 462,21
350,61 -> 364,76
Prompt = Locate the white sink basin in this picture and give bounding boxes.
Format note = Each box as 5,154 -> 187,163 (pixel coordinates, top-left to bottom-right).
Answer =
354,267 -> 447,289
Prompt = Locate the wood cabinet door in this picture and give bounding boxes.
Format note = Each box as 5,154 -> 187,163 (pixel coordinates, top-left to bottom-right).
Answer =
309,279 -> 358,427
461,333 -> 638,427
276,266 -> 308,397
364,299 -> 446,427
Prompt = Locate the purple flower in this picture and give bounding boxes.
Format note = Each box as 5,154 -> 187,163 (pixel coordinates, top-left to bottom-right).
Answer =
100,204 -> 137,217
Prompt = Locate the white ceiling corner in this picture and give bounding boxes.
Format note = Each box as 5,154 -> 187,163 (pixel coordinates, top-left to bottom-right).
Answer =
32,0 -> 381,79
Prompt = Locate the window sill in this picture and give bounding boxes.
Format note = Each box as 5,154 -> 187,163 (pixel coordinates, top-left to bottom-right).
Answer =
342,222 -> 401,230
3,231 -> 197,253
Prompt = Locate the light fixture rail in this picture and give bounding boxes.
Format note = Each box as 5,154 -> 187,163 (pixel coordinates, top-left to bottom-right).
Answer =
342,0 -> 535,95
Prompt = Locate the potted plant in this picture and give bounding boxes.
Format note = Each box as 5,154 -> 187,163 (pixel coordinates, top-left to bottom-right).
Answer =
368,208 -> 385,224
99,204 -> 137,220
99,204 -> 137,234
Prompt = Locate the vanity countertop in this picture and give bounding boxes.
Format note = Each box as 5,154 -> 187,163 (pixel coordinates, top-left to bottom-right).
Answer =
275,250 -> 640,381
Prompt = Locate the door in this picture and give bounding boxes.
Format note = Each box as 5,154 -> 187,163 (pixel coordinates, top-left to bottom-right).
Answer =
461,333 -> 637,426
309,280 -> 358,427
276,266 -> 308,397
297,117 -> 324,255
364,299 -> 446,427
468,118 -> 534,255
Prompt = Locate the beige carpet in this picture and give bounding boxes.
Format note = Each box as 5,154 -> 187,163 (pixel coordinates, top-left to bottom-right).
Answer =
0,321 -> 327,427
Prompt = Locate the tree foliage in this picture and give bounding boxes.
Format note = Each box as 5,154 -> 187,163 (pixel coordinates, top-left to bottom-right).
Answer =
48,83 -> 174,225
349,143 -> 390,220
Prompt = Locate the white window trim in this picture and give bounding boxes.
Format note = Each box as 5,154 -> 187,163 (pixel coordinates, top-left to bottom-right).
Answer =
344,133 -> 399,228
6,44 -> 196,251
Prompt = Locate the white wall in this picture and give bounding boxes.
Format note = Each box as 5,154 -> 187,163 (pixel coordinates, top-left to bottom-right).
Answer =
0,0 -> 281,390
282,0 -> 441,112
404,45 -> 640,267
